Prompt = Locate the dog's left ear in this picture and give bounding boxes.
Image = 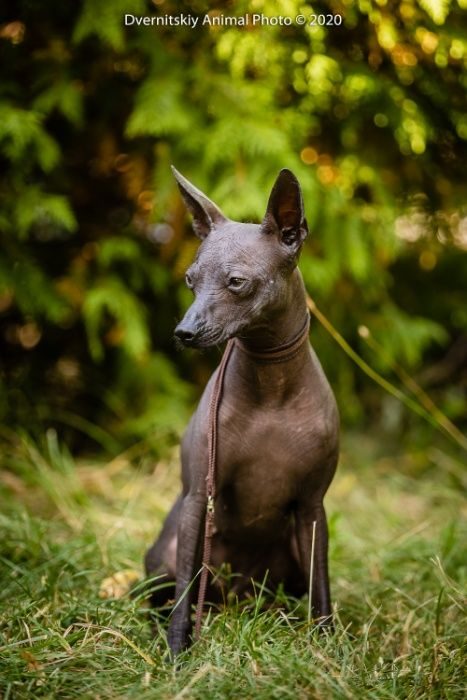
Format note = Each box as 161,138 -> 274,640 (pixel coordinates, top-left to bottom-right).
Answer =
171,166 -> 226,240
263,169 -> 308,254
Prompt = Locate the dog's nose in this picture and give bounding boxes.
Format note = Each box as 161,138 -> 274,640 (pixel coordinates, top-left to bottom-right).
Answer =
174,326 -> 196,345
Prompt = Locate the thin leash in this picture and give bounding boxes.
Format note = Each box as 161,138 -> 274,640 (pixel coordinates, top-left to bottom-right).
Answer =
193,337 -> 235,640
193,313 -> 311,639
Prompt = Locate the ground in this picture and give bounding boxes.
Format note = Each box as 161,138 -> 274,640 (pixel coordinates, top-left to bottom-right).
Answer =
0,430 -> 465,699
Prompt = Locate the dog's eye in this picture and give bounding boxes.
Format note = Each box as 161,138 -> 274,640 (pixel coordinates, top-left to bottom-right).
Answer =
228,277 -> 246,290
185,273 -> 193,288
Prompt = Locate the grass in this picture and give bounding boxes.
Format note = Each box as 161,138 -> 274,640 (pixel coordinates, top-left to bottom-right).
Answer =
0,429 -> 465,699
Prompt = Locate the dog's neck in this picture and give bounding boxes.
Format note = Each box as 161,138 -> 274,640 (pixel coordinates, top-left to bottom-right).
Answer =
236,269 -> 309,353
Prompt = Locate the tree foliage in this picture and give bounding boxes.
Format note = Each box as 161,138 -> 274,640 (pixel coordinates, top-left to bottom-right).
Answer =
0,0 -> 466,452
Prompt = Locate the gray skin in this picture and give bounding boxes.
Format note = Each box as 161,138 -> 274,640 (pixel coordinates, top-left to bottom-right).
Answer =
145,167 -> 339,656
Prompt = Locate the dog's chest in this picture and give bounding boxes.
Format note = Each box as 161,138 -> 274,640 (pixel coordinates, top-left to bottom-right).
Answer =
196,346 -> 336,541
217,364 -> 324,474
212,396 -> 320,540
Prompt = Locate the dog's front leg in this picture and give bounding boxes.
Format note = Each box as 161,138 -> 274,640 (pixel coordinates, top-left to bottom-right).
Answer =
295,499 -> 332,626
167,490 -> 205,656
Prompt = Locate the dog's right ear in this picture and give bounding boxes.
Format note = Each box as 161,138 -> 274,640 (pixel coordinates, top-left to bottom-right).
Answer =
171,167 -> 226,240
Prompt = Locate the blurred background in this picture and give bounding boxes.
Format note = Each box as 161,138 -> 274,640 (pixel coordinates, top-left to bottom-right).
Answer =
1,5 -> 466,692
0,0 -> 466,464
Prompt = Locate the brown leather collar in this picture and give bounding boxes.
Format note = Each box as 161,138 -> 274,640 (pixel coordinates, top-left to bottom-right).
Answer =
235,313 -> 310,363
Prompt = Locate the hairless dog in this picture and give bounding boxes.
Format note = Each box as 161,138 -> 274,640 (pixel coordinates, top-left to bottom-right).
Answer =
145,168 -> 339,655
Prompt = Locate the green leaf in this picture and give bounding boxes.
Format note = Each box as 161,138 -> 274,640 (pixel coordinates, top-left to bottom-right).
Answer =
0,105 -> 60,172
371,305 -> 449,368
34,81 -> 84,128
13,188 -> 77,239
0,253 -> 69,322
83,278 -> 150,361
126,78 -> 191,138
416,0 -> 452,24
73,0 -> 146,50
97,238 -> 141,267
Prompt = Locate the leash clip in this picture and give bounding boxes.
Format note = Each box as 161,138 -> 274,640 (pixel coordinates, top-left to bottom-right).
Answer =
206,495 -> 215,515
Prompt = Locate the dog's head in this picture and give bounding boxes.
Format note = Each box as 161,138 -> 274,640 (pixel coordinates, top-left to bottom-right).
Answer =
172,167 -> 308,348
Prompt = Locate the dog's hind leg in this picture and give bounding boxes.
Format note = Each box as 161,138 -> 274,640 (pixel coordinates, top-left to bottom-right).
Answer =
144,494 -> 182,607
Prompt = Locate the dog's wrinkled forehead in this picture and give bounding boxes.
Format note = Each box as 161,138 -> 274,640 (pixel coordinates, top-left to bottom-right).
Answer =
195,221 -> 281,275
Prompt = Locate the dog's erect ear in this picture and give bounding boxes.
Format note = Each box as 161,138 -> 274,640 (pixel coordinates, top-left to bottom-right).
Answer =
263,169 -> 308,254
171,166 -> 226,239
